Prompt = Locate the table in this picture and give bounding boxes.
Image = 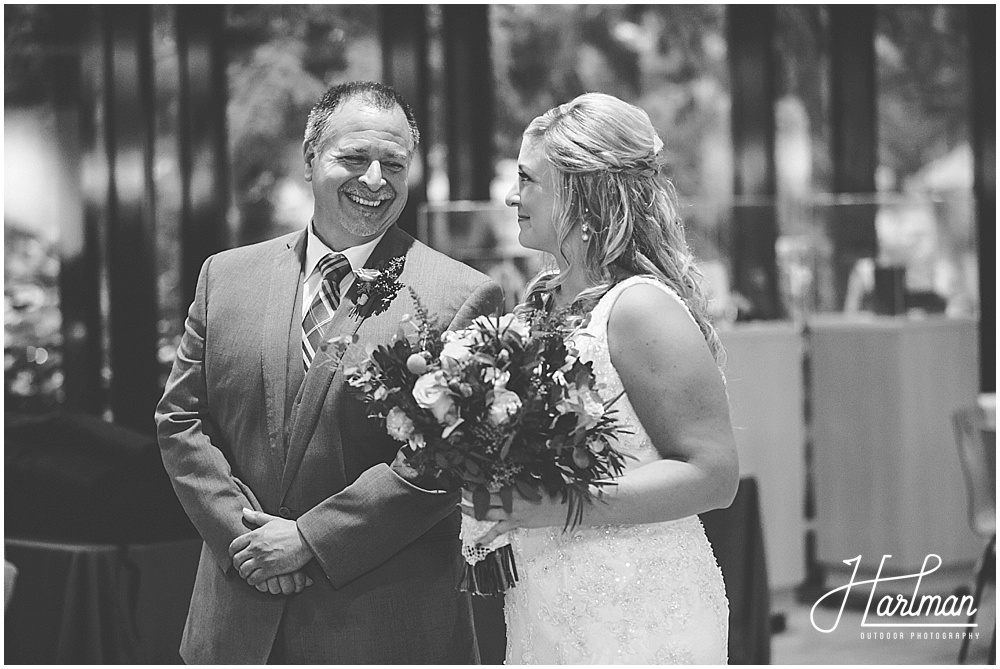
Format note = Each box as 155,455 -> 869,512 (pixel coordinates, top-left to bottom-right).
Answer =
719,322 -> 806,590
808,314 -> 981,572
4,538 -> 200,663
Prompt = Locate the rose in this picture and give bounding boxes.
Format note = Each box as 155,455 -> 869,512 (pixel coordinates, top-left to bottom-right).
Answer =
413,371 -> 459,425
385,406 -> 416,441
488,389 -> 522,425
440,340 -> 472,373
354,267 -> 380,282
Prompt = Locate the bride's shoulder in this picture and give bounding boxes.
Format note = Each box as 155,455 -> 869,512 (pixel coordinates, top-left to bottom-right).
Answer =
604,277 -> 701,342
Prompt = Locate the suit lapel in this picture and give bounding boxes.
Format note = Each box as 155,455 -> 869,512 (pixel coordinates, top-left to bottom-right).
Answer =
261,231 -> 306,480
281,227 -> 414,498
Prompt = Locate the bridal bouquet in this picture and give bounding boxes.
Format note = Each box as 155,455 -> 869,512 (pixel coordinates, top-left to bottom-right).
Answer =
343,289 -> 630,595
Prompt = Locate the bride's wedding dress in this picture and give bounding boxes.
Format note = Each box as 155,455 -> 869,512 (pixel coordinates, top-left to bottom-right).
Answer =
504,276 -> 730,665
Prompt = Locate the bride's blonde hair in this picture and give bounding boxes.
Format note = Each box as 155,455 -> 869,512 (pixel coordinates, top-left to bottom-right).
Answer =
519,93 -> 724,364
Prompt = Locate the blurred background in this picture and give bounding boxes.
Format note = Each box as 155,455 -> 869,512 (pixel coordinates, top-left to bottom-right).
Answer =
4,4 -> 995,664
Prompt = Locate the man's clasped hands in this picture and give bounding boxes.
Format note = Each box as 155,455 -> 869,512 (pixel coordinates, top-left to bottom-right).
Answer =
228,508 -> 315,596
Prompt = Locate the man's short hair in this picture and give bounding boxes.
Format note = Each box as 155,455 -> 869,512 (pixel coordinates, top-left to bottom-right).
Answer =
304,81 -> 420,151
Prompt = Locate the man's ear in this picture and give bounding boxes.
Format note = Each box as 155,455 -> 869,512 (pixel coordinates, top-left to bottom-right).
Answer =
303,140 -> 315,182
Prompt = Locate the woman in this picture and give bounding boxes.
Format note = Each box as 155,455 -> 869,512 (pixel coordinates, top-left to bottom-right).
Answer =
463,93 -> 739,664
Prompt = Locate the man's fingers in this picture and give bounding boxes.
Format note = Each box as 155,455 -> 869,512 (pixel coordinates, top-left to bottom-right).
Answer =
248,571 -> 311,595
229,532 -> 251,558
247,565 -> 267,586
237,556 -> 256,580
243,508 -> 280,527
277,574 -> 296,595
232,547 -> 252,573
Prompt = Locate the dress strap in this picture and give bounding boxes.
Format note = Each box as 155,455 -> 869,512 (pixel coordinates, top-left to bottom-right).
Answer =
586,276 -> 698,338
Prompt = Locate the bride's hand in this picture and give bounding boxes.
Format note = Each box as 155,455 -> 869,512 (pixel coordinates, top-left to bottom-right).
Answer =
459,488 -> 572,545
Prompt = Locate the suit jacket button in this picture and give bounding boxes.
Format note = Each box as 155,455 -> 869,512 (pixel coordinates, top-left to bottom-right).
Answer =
279,506 -> 292,518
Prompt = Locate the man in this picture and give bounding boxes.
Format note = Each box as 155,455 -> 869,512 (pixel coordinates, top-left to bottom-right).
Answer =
156,81 -> 503,663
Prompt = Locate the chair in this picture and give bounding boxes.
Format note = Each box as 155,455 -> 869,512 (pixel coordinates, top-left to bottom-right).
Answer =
952,397 -> 996,664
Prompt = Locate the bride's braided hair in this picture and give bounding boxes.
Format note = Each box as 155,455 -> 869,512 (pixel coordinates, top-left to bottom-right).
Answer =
517,93 -> 724,365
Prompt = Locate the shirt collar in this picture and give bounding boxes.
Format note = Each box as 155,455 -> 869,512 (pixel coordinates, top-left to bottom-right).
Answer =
304,223 -> 387,280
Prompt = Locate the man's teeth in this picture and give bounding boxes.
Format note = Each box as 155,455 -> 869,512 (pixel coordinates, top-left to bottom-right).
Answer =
346,193 -> 386,207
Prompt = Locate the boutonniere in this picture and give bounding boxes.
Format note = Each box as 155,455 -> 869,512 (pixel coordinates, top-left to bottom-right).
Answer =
350,255 -> 405,319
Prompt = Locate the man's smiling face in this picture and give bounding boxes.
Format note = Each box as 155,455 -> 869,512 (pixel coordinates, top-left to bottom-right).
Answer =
304,96 -> 413,247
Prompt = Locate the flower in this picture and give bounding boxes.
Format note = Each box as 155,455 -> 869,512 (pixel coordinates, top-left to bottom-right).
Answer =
483,368 -> 510,388
385,406 -> 416,441
556,385 -> 606,430
408,432 -> 426,450
488,389 -> 522,425
441,340 -> 472,372
354,267 -> 380,282
443,328 -> 483,348
413,370 -> 458,425
350,256 -> 405,319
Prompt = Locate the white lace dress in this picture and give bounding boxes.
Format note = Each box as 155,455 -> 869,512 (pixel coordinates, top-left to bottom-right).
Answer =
504,277 -> 730,665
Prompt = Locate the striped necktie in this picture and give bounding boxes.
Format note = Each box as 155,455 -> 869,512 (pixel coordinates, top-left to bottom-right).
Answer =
302,253 -> 352,370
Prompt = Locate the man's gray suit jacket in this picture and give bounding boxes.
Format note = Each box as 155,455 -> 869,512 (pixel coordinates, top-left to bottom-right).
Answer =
156,226 -> 504,663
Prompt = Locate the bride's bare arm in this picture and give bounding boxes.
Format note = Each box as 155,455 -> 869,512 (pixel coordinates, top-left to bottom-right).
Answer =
593,282 -> 739,522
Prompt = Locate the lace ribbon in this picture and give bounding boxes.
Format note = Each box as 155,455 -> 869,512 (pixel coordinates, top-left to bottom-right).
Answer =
458,515 -> 518,596
459,516 -> 510,564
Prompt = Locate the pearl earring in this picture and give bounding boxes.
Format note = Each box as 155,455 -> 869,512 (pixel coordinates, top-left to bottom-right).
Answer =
581,222 -> 591,242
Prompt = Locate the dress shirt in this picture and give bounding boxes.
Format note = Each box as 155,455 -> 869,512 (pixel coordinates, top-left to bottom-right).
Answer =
302,223 -> 386,320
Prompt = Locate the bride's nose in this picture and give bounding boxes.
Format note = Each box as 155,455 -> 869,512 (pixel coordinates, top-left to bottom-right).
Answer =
504,182 -> 519,207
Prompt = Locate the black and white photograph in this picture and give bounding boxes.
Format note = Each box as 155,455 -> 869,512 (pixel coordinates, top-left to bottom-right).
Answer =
4,4 -> 995,665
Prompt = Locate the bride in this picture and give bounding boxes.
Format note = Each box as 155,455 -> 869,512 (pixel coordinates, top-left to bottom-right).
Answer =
462,93 -> 739,664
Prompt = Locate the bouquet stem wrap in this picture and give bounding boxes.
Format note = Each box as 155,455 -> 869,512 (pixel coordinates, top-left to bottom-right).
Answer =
458,515 -> 518,596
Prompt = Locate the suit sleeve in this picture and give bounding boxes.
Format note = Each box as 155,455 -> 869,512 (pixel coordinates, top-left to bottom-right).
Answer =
155,257 -> 256,573
297,278 -> 505,588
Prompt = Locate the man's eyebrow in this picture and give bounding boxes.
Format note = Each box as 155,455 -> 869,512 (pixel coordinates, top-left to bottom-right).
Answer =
338,145 -> 408,162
